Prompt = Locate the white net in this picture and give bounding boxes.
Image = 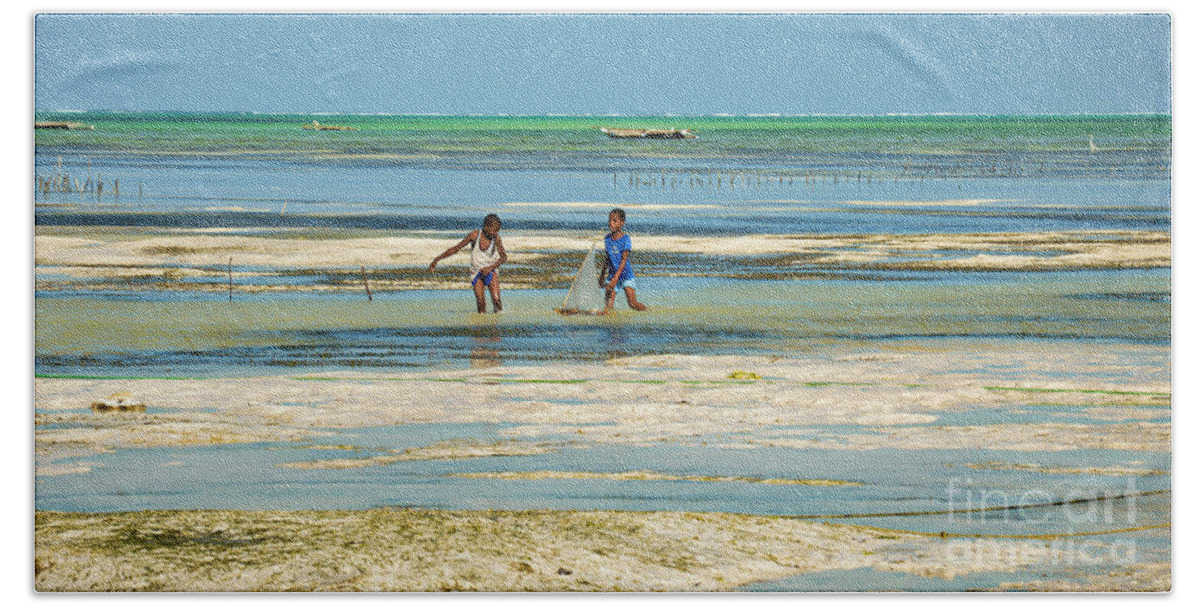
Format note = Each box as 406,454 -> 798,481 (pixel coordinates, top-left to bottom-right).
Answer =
557,241 -> 607,315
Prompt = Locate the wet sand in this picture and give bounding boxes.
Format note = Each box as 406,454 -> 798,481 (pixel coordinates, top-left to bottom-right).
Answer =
33,230 -> 1171,592
37,507 -> 1157,592
35,227 -> 1170,292
32,302 -> 1171,593
35,344 -> 1170,477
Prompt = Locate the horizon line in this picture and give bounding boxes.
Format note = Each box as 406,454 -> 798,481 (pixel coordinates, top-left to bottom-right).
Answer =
33,110 -> 1173,118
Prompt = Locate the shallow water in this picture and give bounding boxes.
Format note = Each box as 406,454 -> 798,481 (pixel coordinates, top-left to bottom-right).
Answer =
36,271 -> 1169,377
34,113 -> 1171,590
35,420 -> 1170,526
36,406 -> 1170,590
35,113 -> 1169,236
737,563 -> 1149,592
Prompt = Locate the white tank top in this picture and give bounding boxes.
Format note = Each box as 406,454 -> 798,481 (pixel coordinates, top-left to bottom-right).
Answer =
469,230 -> 501,279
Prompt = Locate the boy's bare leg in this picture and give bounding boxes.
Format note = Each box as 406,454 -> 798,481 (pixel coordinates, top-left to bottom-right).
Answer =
473,280 -> 488,313
623,287 -> 648,311
489,280 -> 503,313
603,288 -> 616,314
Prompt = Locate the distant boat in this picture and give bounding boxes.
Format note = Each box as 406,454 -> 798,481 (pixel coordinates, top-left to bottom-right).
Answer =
598,127 -> 697,140
1088,134 -> 1098,153
35,121 -> 94,130
302,120 -> 359,131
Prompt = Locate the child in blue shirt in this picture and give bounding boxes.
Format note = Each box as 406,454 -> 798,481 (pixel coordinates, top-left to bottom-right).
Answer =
599,208 -> 648,313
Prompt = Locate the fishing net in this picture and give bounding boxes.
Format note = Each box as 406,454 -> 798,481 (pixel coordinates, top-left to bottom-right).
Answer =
556,241 -> 607,315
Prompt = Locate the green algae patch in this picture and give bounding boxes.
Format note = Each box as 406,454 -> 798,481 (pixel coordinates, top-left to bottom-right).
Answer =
727,371 -> 764,380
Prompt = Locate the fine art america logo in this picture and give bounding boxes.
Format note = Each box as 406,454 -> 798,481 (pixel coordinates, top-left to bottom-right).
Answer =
942,477 -> 1150,569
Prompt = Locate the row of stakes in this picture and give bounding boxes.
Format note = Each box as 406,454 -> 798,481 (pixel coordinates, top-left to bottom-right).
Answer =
39,151 -> 1164,301
223,258 -> 373,302
38,157 -> 1166,203
616,160 -> 1170,190
36,157 -> 141,203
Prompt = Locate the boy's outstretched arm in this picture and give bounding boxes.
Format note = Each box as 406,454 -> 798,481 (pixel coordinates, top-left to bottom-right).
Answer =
429,231 -> 476,271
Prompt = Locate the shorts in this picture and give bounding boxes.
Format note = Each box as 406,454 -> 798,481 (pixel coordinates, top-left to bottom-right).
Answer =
613,277 -> 637,290
471,270 -> 495,287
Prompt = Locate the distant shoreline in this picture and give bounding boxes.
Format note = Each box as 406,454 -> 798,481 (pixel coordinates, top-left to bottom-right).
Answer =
33,110 -> 1174,119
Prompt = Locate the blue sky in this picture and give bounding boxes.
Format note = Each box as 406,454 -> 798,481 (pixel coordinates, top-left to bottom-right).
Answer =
34,13 -> 1171,115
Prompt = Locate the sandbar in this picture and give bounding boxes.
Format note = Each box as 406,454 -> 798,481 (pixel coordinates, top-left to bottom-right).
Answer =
35,508 -> 1132,592
35,227 -> 1170,293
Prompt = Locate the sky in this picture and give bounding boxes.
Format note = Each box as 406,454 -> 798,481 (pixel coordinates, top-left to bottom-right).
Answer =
34,13 -> 1170,115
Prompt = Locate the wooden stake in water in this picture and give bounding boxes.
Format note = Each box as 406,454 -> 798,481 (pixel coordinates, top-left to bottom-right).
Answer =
228,258 -> 234,301
361,265 -> 373,301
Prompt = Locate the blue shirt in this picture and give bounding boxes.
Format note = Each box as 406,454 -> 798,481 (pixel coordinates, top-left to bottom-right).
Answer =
604,233 -> 635,282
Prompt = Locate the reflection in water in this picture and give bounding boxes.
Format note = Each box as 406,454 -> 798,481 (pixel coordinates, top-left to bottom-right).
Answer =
606,323 -> 630,361
470,342 -> 502,369
468,315 -> 503,369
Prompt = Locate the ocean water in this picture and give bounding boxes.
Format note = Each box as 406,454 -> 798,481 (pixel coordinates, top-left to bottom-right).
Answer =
34,114 -> 1172,588
35,112 -> 1170,236
35,273 -> 1170,377
34,113 -> 1172,375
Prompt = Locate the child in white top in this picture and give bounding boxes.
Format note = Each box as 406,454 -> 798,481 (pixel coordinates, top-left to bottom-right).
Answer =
429,214 -> 507,313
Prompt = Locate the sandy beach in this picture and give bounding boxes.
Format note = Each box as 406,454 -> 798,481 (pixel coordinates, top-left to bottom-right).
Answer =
35,507 -> 1168,592
35,341 -> 1170,591
33,219 -> 1173,592
34,227 -> 1170,293
35,345 -> 1170,466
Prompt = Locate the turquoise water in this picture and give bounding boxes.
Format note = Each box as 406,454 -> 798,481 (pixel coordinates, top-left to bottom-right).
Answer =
35,426 -> 1171,526
34,113 -> 1171,589
32,115 -> 1173,376
35,113 -> 1170,235
33,113 -> 1171,158
33,111 -> 1173,375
